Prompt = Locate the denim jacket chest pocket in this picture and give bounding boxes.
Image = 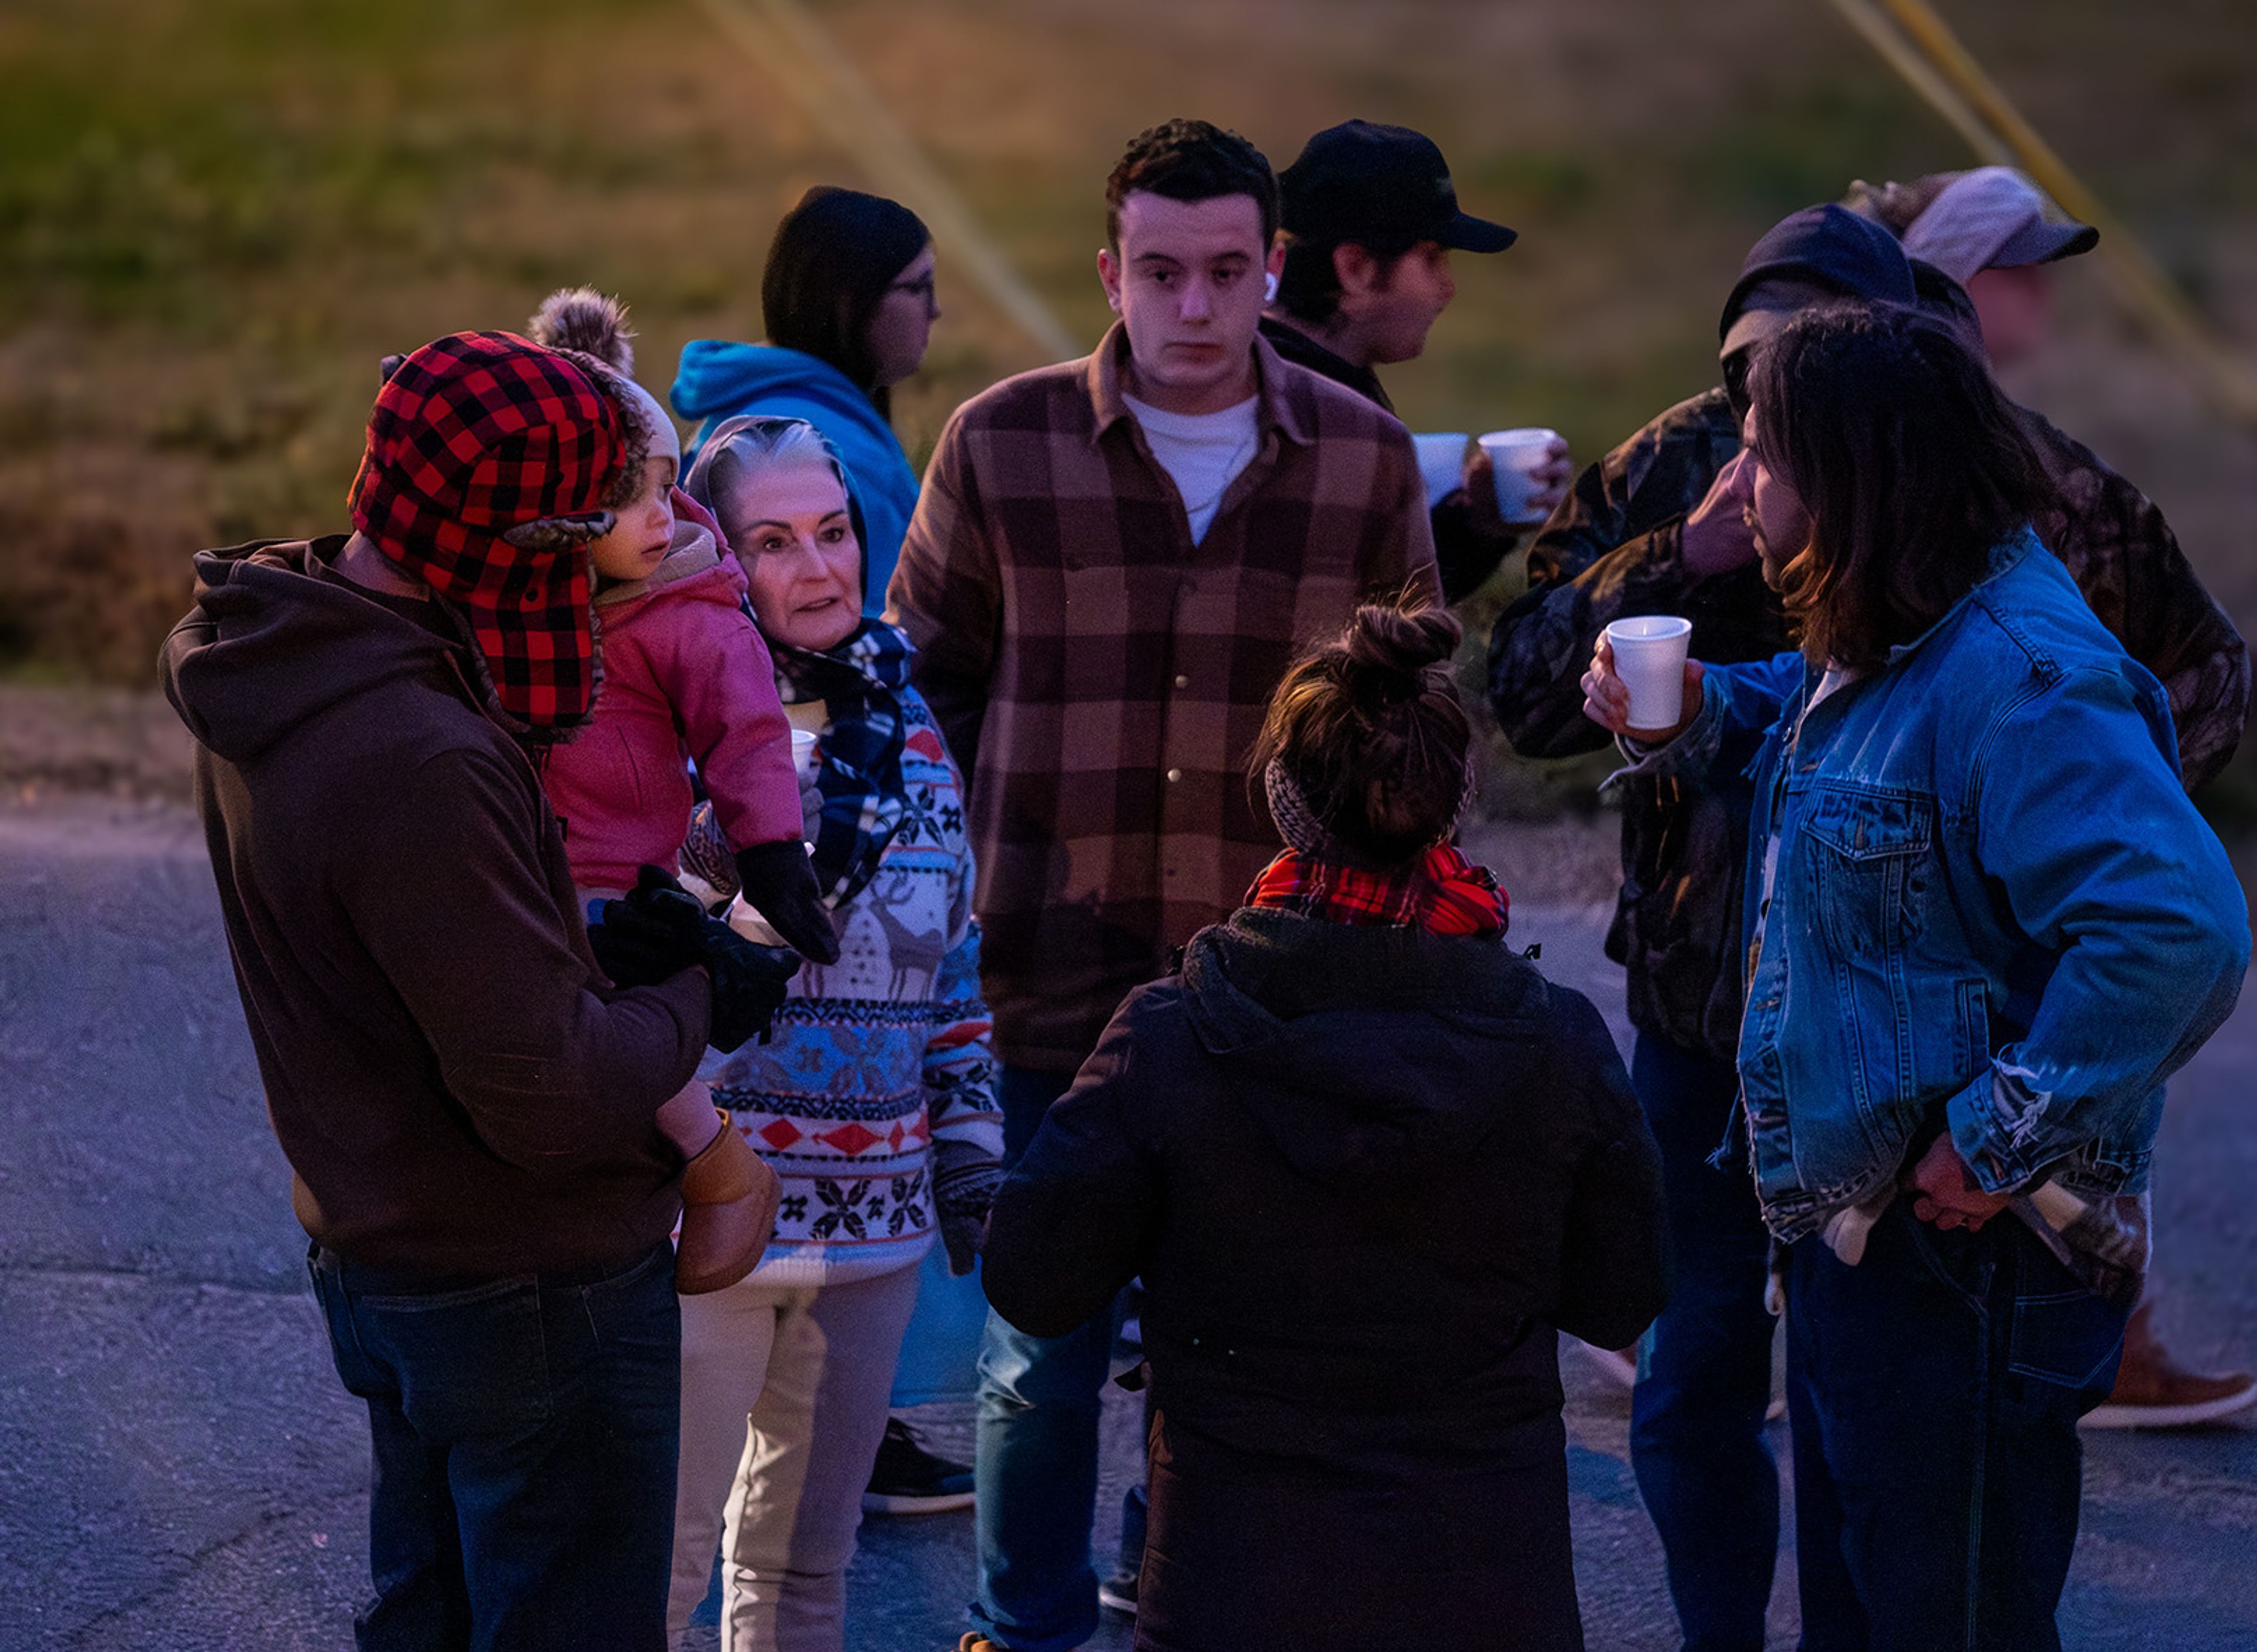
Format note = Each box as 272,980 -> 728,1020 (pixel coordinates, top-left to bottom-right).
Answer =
1797,785 -> 1935,964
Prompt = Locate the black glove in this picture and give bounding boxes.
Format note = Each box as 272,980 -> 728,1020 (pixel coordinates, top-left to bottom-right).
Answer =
932,1139 -> 1004,1277
734,840 -> 840,965
588,865 -> 801,1052
586,866 -> 705,987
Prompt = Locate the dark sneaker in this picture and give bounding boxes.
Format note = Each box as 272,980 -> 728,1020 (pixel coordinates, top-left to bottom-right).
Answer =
863,1418 -> 976,1514
1098,1565 -> 1138,1616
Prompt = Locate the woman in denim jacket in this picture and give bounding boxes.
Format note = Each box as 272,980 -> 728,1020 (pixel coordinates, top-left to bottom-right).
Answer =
1585,302 -> 2248,1651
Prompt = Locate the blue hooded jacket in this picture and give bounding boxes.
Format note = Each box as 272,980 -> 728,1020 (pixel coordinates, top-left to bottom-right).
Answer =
671,340 -> 921,615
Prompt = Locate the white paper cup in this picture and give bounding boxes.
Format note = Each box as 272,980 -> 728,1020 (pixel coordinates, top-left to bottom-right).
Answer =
1479,427 -> 1563,524
1412,432 -> 1470,508
1604,615 -> 1694,736
789,727 -> 820,787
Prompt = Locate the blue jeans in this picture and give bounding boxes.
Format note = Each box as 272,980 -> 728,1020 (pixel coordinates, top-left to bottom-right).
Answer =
310,1240 -> 681,1652
1626,1035 -> 1779,1652
1787,1200 -> 2126,1651
971,1065 -> 1138,1651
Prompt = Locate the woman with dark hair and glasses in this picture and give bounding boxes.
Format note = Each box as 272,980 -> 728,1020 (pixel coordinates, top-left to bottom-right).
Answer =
672,186 -> 939,614
1584,301 -> 2248,1650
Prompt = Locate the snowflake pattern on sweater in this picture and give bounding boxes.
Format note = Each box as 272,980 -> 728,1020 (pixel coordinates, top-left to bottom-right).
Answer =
688,687 -> 1002,1285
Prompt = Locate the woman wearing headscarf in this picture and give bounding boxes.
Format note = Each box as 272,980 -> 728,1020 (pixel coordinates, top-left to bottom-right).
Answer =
665,415 -> 1002,1650
671,187 -> 938,614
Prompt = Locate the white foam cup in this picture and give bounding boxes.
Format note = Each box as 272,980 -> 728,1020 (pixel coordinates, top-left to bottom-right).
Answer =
1479,427 -> 1563,524
1412,432 -> 1471,508
1603,615 -> 1694,736
789,727 -> 820,786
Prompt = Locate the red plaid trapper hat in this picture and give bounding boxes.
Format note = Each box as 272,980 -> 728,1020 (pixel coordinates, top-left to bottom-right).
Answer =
348,331 -> 624,730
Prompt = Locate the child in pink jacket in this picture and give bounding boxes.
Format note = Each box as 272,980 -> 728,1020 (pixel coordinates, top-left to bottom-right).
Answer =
533,288 -> 840,1294
549,470 -> 804,900
533,288 -> 836,958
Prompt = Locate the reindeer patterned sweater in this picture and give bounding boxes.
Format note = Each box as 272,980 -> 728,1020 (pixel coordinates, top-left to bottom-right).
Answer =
685,686 -> 1002,1286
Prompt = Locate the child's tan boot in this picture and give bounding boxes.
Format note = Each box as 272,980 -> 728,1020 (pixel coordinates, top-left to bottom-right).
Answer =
675,1111 -> 778,1295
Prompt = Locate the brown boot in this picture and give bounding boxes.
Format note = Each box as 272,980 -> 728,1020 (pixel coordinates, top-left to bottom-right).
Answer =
2081,1301 -> 2257,1429
675,1111 -> 779,1296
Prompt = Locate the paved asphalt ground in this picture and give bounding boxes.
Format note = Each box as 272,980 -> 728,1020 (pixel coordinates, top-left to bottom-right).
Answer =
4,795 -> 2253,1650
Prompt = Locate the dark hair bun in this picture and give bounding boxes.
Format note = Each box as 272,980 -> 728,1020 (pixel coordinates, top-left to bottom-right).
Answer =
1341,603 -> 1462,695
1250,601 -> 1473,866
528,287 -> 636,376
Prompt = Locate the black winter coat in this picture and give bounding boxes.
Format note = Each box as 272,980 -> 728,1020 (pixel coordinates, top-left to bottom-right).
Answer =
983,907 -> 1669,1652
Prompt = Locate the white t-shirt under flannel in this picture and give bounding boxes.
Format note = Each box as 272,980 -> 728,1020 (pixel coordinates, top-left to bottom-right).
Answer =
1123,391 -> 1261,545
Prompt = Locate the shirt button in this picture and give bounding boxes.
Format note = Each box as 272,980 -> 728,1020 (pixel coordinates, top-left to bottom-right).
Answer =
1166,768 -> 1183,783
1173,674 -> 1189,689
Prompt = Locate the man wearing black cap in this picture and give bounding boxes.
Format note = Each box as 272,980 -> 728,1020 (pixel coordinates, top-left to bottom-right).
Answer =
1488,201 -> 2247,1652
1262,119 -> 1570,601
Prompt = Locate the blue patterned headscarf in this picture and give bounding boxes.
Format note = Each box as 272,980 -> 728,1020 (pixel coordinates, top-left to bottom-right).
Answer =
769,619 -> 915,909
686,412 -> 917,909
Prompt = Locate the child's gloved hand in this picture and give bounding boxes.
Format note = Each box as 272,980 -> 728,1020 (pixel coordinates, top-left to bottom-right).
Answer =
734,841 -> 841,966
590,864 -> 802,1051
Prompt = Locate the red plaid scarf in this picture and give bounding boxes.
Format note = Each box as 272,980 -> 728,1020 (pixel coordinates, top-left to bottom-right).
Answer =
348,331 -> 624,731
1245,845 -> 1508,936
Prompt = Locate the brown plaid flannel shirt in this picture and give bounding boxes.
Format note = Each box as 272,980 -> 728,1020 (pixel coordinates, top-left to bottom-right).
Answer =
886,323 -> 1439,1071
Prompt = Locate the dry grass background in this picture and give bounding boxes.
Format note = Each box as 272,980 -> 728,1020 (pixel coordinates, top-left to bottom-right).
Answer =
2,0 -> 2252,823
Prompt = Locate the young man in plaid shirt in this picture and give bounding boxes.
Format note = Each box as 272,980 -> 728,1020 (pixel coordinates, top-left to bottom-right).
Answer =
886,119 -> 1439,1652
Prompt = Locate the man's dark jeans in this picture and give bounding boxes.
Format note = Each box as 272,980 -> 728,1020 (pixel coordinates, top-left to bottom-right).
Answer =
1626,1034 -> 1781,1652
310,1239 -> 681,1652
1787,1201 -> 2127,1651
972,1064 -> 1142,1652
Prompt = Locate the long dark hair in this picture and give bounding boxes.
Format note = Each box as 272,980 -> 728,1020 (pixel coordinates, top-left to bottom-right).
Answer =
1749,301 -> 2051,673
1249,603 -> 1471,866
761,186 -> 930,422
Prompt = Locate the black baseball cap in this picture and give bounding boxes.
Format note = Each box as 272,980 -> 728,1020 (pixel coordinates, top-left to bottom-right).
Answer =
1280,120 -> 1517,255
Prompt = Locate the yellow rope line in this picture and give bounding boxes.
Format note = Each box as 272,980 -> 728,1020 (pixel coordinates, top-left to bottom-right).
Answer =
1824,0 -> 2257,425
687,0 -> 1082,364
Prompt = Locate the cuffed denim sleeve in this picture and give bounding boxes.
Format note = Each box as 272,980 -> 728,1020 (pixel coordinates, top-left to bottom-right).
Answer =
1608,650 -> 1804,789
1947,662 -> 2250,1193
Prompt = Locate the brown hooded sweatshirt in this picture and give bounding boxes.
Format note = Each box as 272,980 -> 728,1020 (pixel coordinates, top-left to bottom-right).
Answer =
163,536 -> 711,1278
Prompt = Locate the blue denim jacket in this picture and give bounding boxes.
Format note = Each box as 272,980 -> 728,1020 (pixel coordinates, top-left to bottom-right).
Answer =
1640,530 -> 2248,1242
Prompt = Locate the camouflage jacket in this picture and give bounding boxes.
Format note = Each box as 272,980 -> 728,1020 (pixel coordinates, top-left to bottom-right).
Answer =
1487,385 -> 2250,1063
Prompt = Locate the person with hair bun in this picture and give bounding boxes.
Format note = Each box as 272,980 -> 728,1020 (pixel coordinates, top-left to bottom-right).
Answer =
981,602 -> 1668,1652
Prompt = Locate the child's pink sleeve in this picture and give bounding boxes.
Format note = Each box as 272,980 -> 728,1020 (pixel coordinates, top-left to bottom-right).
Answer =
665,594 -> 803,854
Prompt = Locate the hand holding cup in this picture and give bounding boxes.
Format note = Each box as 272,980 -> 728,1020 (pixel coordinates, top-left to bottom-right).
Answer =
1475,428 -> 1572,528
1583,622 -> 1704,743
